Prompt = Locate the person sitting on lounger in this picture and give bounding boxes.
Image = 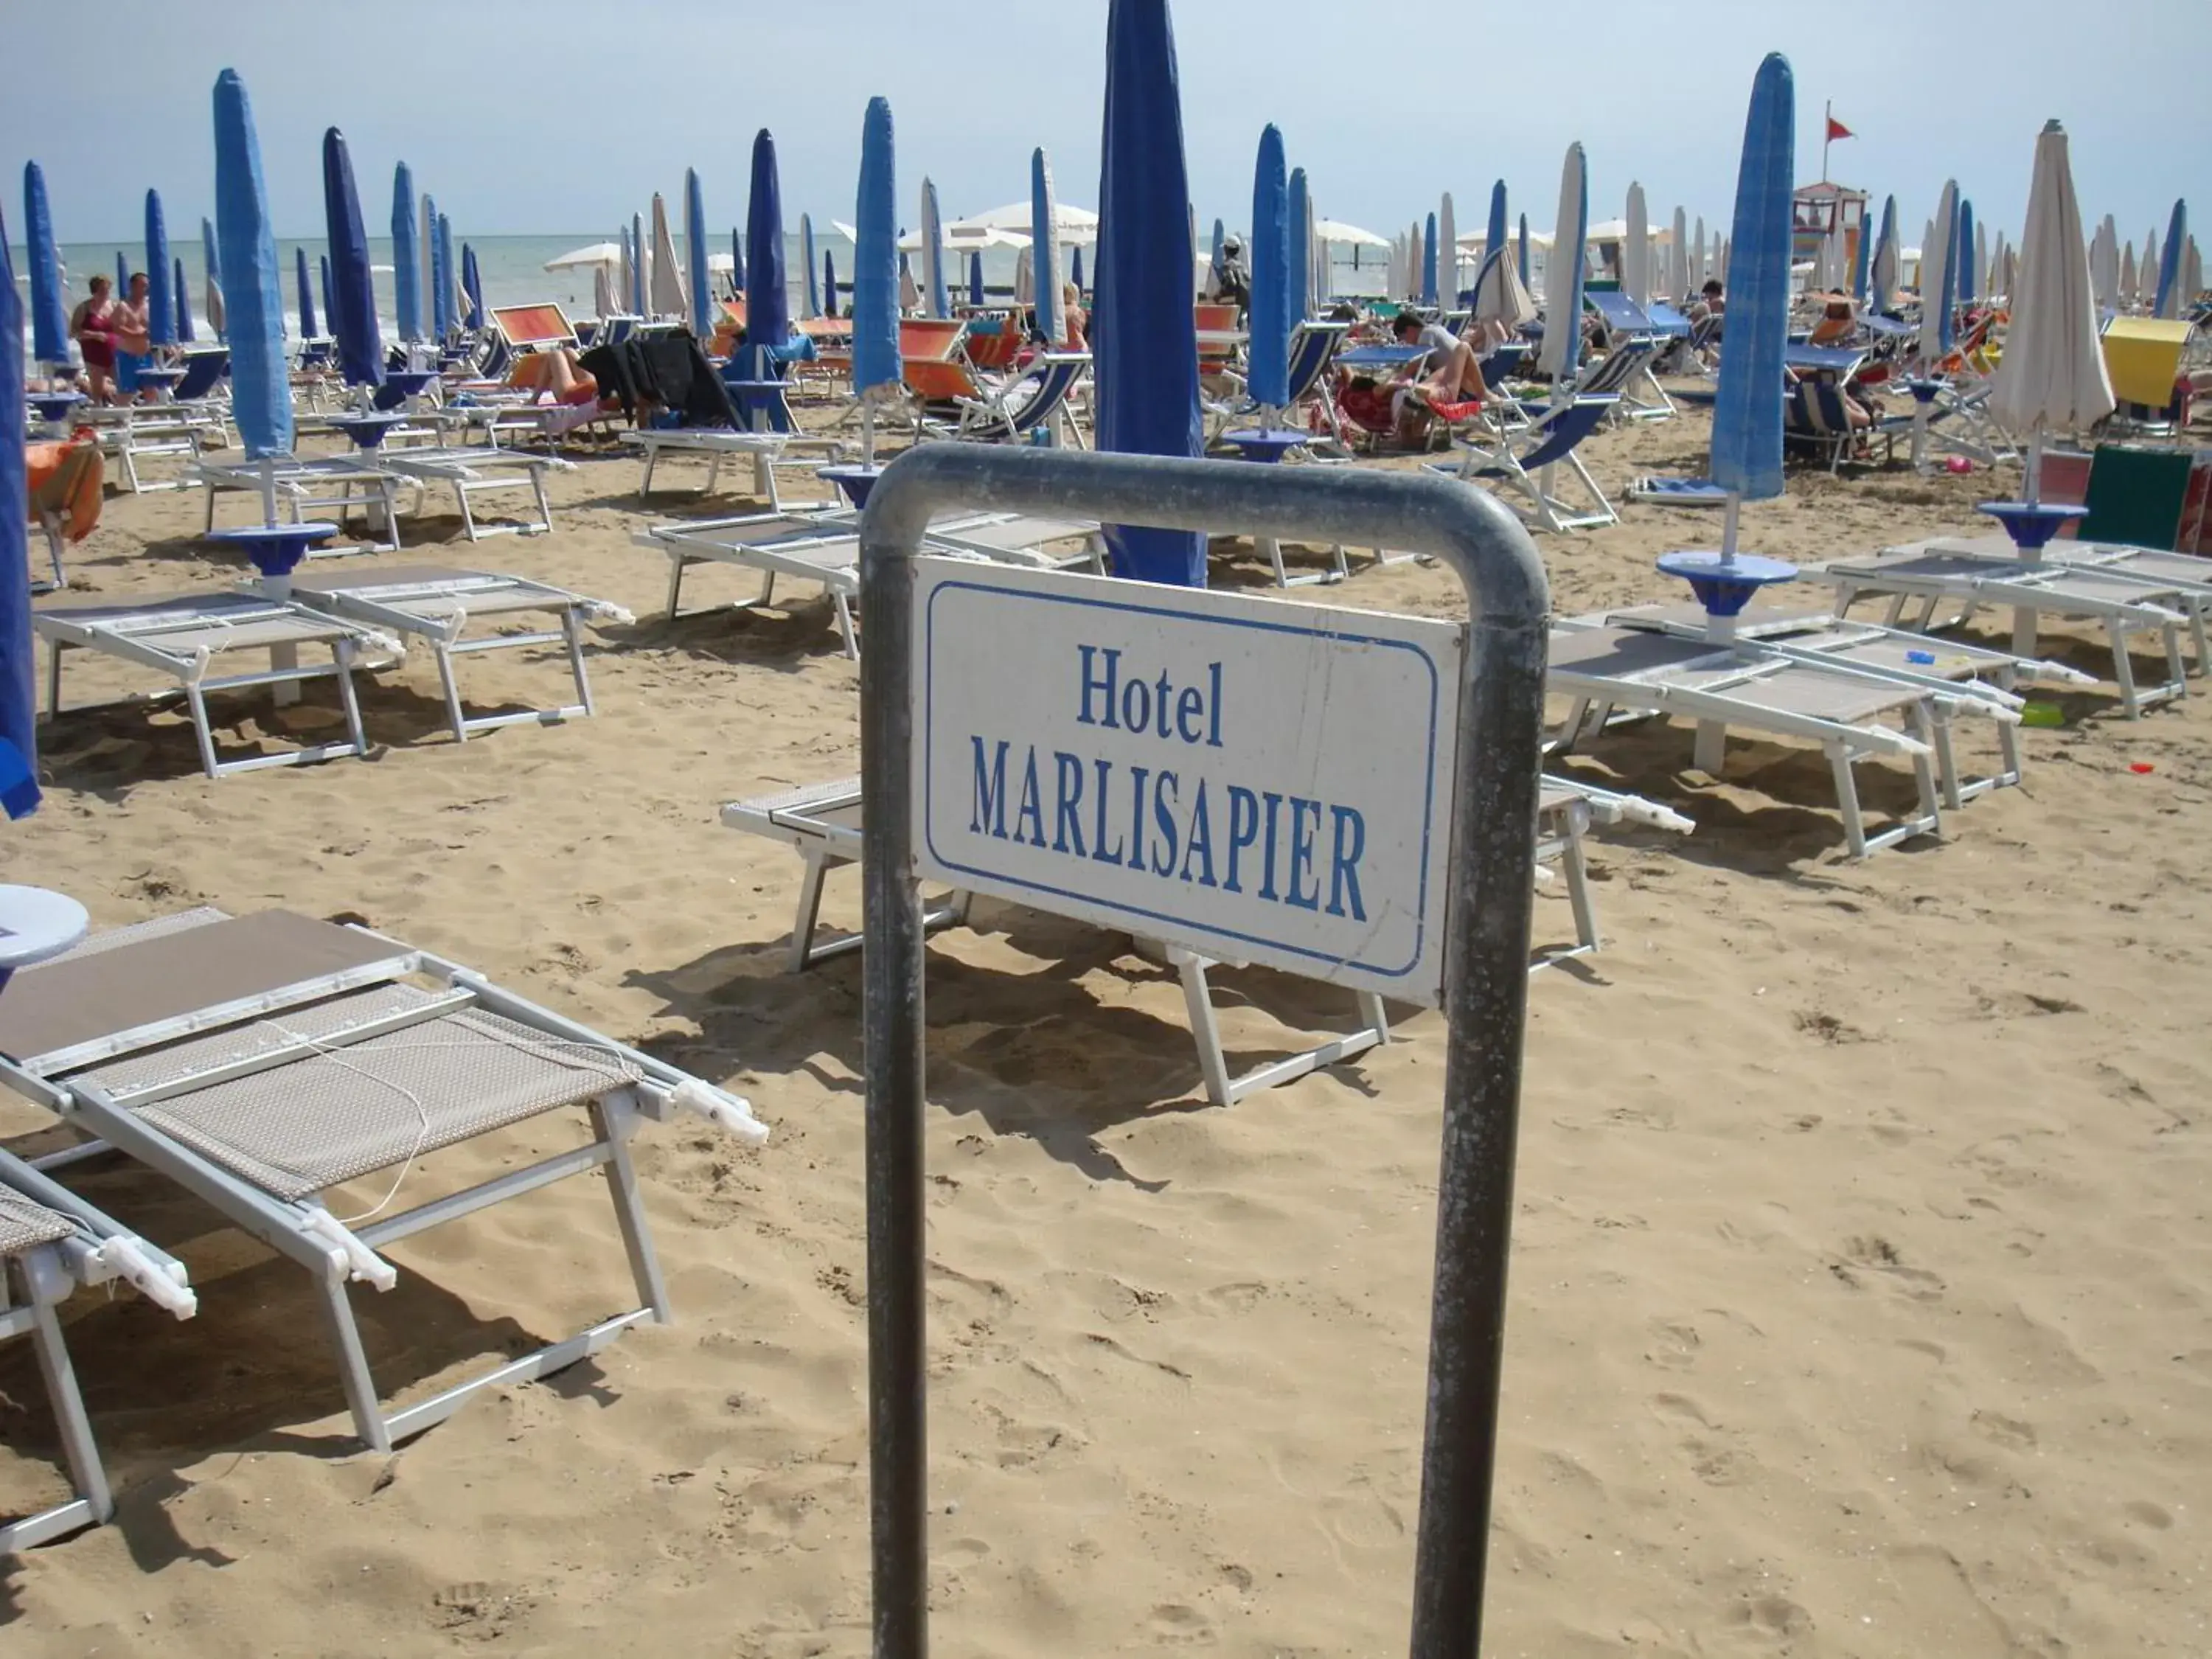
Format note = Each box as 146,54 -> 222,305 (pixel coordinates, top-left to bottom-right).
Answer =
1390,310 -> 1490,407
1808,292 -> 1858,347
68,274 -> 120,403
1060,283 -> 1088,351
512,346 -> 601,406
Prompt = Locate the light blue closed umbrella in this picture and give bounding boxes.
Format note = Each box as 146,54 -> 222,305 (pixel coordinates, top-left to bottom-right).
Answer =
801,211 -> 820,319
439,215 -> 458,341
2154,198 -> 2187,319
174,256 -> 194,341
852,96 -> 900,462
1246,124 -> 1291,411
1486,181 -> 1508,276
1288,167 -> 1311,321
921,180 -> 948,319
1093,0 -> 1203,586
215,65 -> 293,540
145,190 -> 175,348
1957,198 -> 1977,305
967,248 -> 984,308
295,245 -> 319,339
23,165 -> 69,369
0,212 -> 38,818
391,164 -> 420,344
1871,195 -> 1898,313
201,216 -> 224,341
1210,216 -> 1225,293
1710,55 -> 1794,516
686,167 -> 710,336
1031,148 -> 1062,347
1422,209 -> 1440,306
1517,212 -> 1531,287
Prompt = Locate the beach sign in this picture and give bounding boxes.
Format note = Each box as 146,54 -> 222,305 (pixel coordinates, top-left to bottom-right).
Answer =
911,557 -> 1461,1004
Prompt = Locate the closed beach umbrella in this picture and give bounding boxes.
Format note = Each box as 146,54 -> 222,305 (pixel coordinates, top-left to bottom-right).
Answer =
852,95 -> 900,462
2185,239 -> 2202,310
0,214 -> 38,818
1817,213 -> 1847,292
296,244 -> 319,339
1072,244 -> 1086,297
116,251 -> 130,291
319,254 -> 334,336
728,226 -> 745,294
1209,216 -> 1225,295
686,169 -> 711,335
801,211 -> 820,320
617,225 -> 633,313
920,179 -> 948,319
745,129 -> 789,356
1470,240 -> 1537,337
1031,147 -> 1062,346
967,248 -> 984,307
1850,201 -> 1871,300
174,256 -> 194,341
649,194 -> 684,319
1439,192 -> 1457,305
1711,54 -> 1794,522
22,166 -> 69,369
201,216 -> 225,340
462,243 -> 483,330
1290,169 -> 1313,320
1694,215 -> 1708,288
1957,198 -> 1977,305
441,215 -> 459,337
391,163 -> 420,343
1871,195 -> 1899,311
1486,181 -> 1508,273
2119,241 -> 2136,308
145,190 -> 175,347
1987,122 -> 2112,501
824,248 -> 838,317
1246,123 -> 1291,410
421,195 -> 436,337
321,127 -> 383,392
1536,142 -> 1588,383
1921,181 -> 1958,361
2153,200 -> 2187,319
1669,205 -> 1688,299
2143,228 -> 2160,301
1422,210 -> 1439,306
905,248 -> 923,312
213,69 -> 291,468
1093,0 -> 1203,586
1517,212 -> 1530,286
1624,183 -> 1649,308
632,211 -> 648,315
2090,215 -> 2117,310
426,198 -> 448,339
593,264 -> 614,320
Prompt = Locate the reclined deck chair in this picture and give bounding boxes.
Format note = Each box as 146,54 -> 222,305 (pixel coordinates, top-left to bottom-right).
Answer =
281,565 -> 631,742
34,592 -> 395,779
1813,544 -> 2196,718
1583,294 -> 1675,420
636,509 -> 1105,657
1206,321 -> 1352,444
720,771 -> 1689,1106
0,908 -> 765,1455
956,351 -> 1092,445
172,347 -> 231,403
197,454 -> 403,554
1433,394 -> 1621,532
372,445 -> 574,540
1546,622 -> 1958,858
83,405 -> 209,495
1784,377 -> 1910,472
1,1147 -> 197,1552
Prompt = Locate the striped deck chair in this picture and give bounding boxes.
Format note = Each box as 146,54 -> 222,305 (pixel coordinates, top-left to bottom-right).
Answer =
1208,321 -> 1349,442
957,352 -> 1092,445
1433,394 -> 1621,532
1786,378 -> 1907,472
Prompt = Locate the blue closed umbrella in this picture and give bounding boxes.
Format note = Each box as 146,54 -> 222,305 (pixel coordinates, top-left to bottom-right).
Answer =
801,211 -> 820,319
1957,198 -> 1977,305
174,256 -> 194,341
1246,124 -> 1291,410
1031,148 -> 1062,347
921,180 -> 948,319
1071,244 -> 1085,296
1422,209 -> 1440,306
1486,181 -> 1509,274
1210,216 -> 1225,291
852,94 -> 900,463
728,226 -> 745,293
462,243 -> 484,330
1093,0 -> 1203,586
1517,212 -> 1531,286
296,244 -> 319,339
319,254 -> 334,338
425,195 -> 448,339
145,190 -> 175,348
686,168 -> 710,336
321,127 -> 383,391
824,248 -> 838,318
1288,167 -> 1311,321
2154,198 -> 2187,319
0,212 -> 38,818
22,165 -> 68,368
631,212 -> 647,315
116,251 -> 130,291
391,164 -> 420,343
1711,53 -> 1794,511
201,215 -> 224,341
437,214 -> 456,339
1871,194 -> 1898,313
968,248 -> 984,307
745,129 -> 789,358
214,68 -> 291,463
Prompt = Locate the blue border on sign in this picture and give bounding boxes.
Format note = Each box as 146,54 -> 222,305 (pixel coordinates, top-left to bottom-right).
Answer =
922,577 -> 1447,980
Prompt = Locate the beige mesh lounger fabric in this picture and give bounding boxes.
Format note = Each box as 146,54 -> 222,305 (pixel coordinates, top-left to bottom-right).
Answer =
719,773 -> 1687,1107
282,564 -> 633,742
372,445 -> 576,540
0,908 -> 764,1455
195,454 -> 403,553
32,591 -> 400,779
627,428 -> 790,508
1,1147 -> 196,1552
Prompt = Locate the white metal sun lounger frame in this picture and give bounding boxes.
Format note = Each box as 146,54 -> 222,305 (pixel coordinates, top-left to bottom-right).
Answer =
372,446 -> 574,540
281,568 -> 632,742
719,773 -> 1686,1107
627,428 -> 790,509
0,909 -> 763,1456
1907,533 -> 2212,672
0,1149 -> 196,1553
196,456 -> 403,553
82,403 -> 226,494
35,595 -> 397,779
1548,626 -> 1948,858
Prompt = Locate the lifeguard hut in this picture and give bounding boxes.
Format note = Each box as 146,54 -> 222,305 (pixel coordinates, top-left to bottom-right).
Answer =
1792,181 -> 1868,272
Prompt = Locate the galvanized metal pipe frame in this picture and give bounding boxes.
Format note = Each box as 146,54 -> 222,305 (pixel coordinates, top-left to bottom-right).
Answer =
856,444 -> 1551,1658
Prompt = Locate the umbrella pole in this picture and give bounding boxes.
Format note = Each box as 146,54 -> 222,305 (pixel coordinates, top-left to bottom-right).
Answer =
2024,426 -> 2044,508
862,398 -> 876,469
261,457 -> 303,707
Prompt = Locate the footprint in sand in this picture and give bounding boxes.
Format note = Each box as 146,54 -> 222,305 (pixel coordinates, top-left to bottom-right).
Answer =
1146,1602 -> 1217,1645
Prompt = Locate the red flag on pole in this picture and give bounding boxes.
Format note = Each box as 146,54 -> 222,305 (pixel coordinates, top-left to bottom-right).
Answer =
1826,114 -> 1855,142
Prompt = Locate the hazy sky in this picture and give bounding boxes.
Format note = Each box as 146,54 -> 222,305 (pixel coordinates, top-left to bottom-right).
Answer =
3,0 -> 2201,252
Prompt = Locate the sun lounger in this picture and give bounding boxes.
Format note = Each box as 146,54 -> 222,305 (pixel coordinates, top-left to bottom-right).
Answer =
1905,531 -> 2212,664
634,509 -> 1104,656
1812,545 -> 2194,718
1545,622 -> 1952,857
627,428 -> 787,507
720,773 -> 1686,1106
281,565 -> 630,742
0,908 -> 765,1455
1432,394 -> 1621,532
952,351 -> 1092,445
372,445 -> 573,540
196,454 -> 403,553
0,1147 -> 196,1552
34,592 -> 397,779
1627,476 -> 1731,507
81,405 -> 211,495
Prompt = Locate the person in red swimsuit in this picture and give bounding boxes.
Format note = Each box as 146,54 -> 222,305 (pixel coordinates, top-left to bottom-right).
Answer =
68,274 -> 119,403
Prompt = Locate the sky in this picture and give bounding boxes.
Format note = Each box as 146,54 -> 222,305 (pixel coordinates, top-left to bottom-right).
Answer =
2,0 -> 2202,255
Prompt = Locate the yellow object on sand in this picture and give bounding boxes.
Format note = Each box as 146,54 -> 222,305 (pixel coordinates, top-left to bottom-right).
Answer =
2101,318 -> 2193,407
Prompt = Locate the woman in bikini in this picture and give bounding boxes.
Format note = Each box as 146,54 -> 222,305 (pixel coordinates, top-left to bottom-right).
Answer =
68,274 -> 120,403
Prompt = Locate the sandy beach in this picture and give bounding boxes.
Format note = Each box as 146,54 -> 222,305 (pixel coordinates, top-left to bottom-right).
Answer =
1,405 -> 2208,1658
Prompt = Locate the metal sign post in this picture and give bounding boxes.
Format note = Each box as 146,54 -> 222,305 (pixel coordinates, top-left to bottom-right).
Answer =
858,445 -> 1551,1658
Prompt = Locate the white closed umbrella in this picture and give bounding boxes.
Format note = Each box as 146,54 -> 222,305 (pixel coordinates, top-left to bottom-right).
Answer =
1536,142 -> 1587,380
1668,206 -> 1688,298
1011,245 -> 1032,306
2185,237 -> 2204,310
1470,241 -> 1538,338
1817,215 -> 1848,291
1624,183 -> 1649,307
593,264 -> 615,319
1439,192 -> 1457,304
1693,215 -> 1707,289
648,194 -> 685,319
2090,216 -> 2118,310
2119,240 -> 2138,307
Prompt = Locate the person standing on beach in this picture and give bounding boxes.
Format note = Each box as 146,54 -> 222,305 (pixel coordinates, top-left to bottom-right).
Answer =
68,274 -> 120,403
112,271 -> 156,398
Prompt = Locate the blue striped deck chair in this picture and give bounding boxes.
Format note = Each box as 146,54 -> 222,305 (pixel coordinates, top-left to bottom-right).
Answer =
1207,321 -> 1349,442
1431,393 -> 1621,532
1627,476 -> 1731,507
1786,378 -> 1908,472
173,347 -> 229,402
959,352 -> 1092,445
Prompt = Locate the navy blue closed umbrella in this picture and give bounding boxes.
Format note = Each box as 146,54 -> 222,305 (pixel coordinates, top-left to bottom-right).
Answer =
296,245 -> 319,339
462,243 -> 484,330
319,254 -> 334,337
729,226 -> 745,294
391,164 -> 420,343
1071,244 -> 1085,296
321,127 -> 383,392
425,197 -> 448,340
145,190 -> 175,347
174,256 -> 194,341
968,248 -> 984,307
1093,0 -> 1203,586
745,130 -> 789,358
824,248 -> 838,317
1246,122 -> 1291,410
23,164 -> 69,369
1517,212 -> 1531,286
1958,198 -> 1977,306
116,251 -> 129,291
0,212 -> 38,817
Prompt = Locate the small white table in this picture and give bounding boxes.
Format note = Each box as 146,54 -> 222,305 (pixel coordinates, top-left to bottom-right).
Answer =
0,885 -> 90,992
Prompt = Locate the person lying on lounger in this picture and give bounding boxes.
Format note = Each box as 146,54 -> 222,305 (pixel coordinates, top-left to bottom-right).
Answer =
512,346 -> 601,406
1808,292 -> 1858,347
1389,310 -> 1492,406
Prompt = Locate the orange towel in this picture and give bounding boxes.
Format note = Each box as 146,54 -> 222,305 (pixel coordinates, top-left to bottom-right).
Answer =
28,439 -> 102,542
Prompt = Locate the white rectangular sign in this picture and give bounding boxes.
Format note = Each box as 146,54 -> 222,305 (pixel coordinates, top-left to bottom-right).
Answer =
912,557 -> 1464,1005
